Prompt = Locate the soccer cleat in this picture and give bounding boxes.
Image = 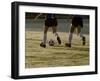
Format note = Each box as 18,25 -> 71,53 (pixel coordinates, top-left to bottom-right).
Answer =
65,43 -> 71,47
40,42 -> 46,48
82,36 -> 86,45
57,37 -> 61,44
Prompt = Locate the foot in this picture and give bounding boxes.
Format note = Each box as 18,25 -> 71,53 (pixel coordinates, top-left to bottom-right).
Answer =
57,37 -> 61,44
82,36 -> 86,45
40,42 -> 46,48
65,43 -> 71,47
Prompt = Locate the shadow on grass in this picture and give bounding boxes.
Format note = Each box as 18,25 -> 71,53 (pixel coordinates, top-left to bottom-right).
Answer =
50,45 -> 89,52
67,46 -> 89,51
25,38 -> 41,41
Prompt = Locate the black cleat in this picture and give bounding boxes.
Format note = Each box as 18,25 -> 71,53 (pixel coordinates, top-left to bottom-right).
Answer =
65,43 -> 71,47
57,37 -> 61,44
82,36 -> 86,45
40,42 -> 46,48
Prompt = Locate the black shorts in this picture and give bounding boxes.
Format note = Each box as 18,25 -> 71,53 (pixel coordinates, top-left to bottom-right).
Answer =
45,18 -> 57,27
72,16 -> 83,27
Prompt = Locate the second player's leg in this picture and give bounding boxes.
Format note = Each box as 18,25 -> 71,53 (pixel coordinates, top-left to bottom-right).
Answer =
65,25 -> 75,47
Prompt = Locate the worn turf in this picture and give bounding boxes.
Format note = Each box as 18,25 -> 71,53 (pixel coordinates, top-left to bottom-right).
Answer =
25,31 -> 89,68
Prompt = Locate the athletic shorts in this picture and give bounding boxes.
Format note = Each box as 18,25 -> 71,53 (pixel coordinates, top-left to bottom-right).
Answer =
72,16 -> 83,27
45,18 -> 57,27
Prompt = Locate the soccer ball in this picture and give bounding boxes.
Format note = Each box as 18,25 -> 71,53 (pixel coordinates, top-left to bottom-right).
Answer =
48,39 -> 55,46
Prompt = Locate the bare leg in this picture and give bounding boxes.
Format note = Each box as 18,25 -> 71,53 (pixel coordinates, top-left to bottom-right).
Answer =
52,26 -> 58,36
68,25 -> 75,44
43,26 -> 49,44
77,26 -> 86,45
52,26 -> 61,44
40,26 -> 49,48
65,25 -> 75,47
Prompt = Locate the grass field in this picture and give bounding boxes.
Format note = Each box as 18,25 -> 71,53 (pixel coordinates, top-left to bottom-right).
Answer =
25,30 -> 89,68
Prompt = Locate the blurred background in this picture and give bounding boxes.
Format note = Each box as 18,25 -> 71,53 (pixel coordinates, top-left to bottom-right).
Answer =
25,13 -> 89,34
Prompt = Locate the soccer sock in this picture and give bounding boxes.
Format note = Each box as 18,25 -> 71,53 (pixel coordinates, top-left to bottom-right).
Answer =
68,33 -> 73,44
80,31 -> 84,40
43,33 -> 47,44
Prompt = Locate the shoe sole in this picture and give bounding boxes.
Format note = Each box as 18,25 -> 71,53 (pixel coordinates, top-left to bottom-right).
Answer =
40,43 -> 46,48
65,43 -> 71,47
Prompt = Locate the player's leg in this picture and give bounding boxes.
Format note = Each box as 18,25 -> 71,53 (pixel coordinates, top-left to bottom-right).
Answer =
65,25 -> 75,47
52,26 -> 61,44
40,26 -> 49,48
77,26 -> 86,45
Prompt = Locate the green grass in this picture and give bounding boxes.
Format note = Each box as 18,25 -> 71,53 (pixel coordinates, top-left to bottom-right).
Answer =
25,31 -> 89,68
